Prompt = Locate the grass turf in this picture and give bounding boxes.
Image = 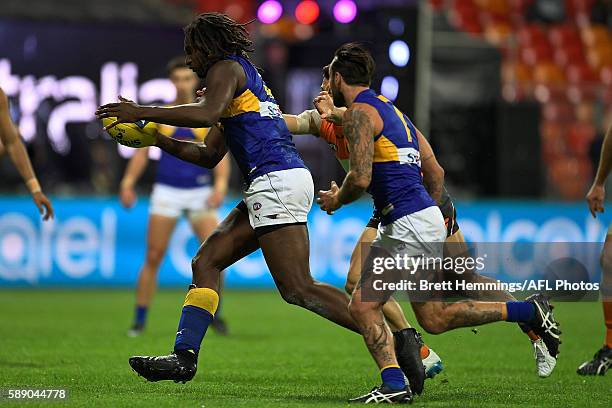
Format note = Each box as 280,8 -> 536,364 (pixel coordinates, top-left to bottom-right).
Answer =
0,289 -> 610,407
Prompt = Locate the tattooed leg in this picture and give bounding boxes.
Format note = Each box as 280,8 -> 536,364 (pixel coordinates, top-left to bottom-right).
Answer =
411,301 -> 505,335
350,284 -> 398,369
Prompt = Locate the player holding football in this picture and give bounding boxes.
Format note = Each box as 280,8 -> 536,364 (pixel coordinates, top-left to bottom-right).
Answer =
582,121 -> 612,375
316,43 -> 561,403
96,12 -> 367,384
0,87 -> 54,221
119,57 -> 231,337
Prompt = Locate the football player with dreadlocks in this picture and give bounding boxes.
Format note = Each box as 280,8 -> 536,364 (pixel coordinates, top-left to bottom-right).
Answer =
96,12 -> 366,385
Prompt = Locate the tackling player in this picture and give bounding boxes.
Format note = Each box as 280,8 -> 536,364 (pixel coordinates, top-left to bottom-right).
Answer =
283,66 -> 445,392
96,13 -> 366,384
581,121 -> 612,375
119,57 -> 231,337
316,43 -> 561,403
286,65 -> 557,392
0,87 -> 54,220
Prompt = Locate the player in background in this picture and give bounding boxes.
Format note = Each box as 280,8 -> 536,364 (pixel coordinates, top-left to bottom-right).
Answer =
582,121 -> 612,375
97,13 -> 367,384
0,87 -> 54,221
119,58 -> 231,337
316,43 -> 561,403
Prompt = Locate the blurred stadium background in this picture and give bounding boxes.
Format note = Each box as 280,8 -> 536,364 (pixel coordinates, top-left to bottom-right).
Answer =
0,0 -> 610,287
1,1 -> 611,406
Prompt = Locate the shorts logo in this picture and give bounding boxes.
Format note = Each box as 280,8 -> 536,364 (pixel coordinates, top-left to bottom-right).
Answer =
253,202 -> 262,211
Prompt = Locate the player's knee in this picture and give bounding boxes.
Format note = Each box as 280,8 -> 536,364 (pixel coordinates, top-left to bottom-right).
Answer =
278,286 -> 306,306
344,279 -> 356,296
145,246 -> 165,268
348,297 -> 375,321
277,277 -> 315,307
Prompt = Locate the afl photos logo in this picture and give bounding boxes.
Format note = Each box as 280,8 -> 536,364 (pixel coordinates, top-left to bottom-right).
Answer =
252,202 -> 262,211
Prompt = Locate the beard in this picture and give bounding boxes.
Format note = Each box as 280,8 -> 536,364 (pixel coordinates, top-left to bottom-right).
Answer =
332,91 -> 346,108
331,81 -> 347,107
331,86 -> 346,108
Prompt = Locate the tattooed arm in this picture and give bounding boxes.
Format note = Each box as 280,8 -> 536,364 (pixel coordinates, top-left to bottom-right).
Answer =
317,104 -> 379,213
338,105 -> 378,203
155,124 -> 228,169
417,129 -> 445,204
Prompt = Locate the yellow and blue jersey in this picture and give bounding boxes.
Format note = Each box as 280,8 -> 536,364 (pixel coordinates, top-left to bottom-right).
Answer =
354,89 -> 436,225
156,124 -> 212,188
220,55 -> 305,183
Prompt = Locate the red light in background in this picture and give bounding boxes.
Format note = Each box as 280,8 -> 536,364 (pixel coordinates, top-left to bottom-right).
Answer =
295,1 -> 320,25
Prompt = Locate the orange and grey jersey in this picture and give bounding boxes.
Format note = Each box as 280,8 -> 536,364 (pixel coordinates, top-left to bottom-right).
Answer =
354,89 -> 435,226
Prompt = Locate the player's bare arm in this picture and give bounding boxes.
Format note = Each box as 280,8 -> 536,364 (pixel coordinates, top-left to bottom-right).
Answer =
417,129 -> 445,204
587,123 -> 612,217
119,147 -> 150,209
96,61 -> 243,130
155,124 -> 228,169
283,110 -> 320,136
0,88 -> 54,220
317,104 -> 377,214
208,153 -> 231,208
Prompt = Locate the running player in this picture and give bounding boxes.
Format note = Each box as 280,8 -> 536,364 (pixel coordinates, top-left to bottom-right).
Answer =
581,121 -> 612,375
96,13 -> 364,384
316,43 -> 561,403
120,57 -> 231,337
0,87 -> 54,220
286,65 -> 557,391
283,66 -> 445,391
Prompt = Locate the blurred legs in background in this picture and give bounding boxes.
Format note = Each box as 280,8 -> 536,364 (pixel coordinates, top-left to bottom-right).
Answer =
577,231 -> 612,375
129,209 -> 227,337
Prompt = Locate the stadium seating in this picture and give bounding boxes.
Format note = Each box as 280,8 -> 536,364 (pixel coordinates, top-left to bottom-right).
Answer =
438,0 -> 609,199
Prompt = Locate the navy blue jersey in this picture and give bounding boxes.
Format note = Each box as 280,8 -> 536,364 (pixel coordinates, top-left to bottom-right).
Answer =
155,125 -> 212,188
219,55 -> 305,183
354,89 -> 435,225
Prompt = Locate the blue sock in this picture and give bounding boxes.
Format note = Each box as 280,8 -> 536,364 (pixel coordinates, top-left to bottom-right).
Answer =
174,305 -> 213,353
135,305 -> 147,326
381,366 -> 406,391
506,301 -> 536,322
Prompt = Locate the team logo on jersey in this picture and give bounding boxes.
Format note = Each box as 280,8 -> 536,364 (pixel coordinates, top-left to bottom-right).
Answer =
397,147 -> 421,166
253,202 -> 262,211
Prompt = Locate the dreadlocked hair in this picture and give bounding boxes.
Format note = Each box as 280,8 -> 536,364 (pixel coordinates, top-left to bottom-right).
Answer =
184,12 -> 255,63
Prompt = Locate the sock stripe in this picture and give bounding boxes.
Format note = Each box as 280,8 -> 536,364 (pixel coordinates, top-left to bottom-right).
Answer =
183,288 -> 219,315
380,364 -> 401,372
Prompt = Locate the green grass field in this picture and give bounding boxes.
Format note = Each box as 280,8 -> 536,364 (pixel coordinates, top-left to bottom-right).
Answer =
0,289 -> 610,407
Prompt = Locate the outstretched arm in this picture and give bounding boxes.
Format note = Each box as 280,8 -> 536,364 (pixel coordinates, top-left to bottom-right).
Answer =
417,129 -> 445,204
96,60 -> 242,129
587,123 -> 612,217
155,125 -> 228,169
283,109 -> 321,135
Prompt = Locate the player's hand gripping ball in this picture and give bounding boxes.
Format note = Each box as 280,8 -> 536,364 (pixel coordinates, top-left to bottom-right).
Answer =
102,118 -> 157,148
